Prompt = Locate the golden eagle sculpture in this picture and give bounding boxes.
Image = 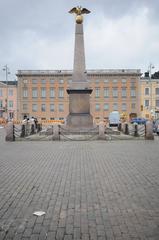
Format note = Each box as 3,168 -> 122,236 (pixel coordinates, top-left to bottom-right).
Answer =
69,6 -> 91,24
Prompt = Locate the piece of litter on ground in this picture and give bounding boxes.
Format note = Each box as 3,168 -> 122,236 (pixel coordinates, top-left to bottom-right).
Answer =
33,211 -> 46,216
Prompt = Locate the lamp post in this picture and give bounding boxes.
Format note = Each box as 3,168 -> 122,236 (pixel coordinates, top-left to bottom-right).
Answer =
3,65 -> 10,121
148,63 -> 155,118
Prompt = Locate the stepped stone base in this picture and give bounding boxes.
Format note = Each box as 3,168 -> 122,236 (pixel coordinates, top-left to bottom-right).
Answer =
66,113 -> 93,129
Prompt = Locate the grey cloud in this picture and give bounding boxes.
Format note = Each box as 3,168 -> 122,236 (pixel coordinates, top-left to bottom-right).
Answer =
0,0 -> 159,79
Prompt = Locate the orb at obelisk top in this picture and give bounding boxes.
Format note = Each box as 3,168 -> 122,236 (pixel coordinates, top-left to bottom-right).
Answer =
66,6 -> 93,129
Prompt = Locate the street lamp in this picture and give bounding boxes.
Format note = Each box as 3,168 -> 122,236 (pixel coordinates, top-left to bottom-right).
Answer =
2,65 -> 10,120
148,63 -> 155,117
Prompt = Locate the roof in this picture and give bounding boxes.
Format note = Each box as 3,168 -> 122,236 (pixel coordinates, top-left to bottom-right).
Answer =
16,69 -> 141,77
0,81 -> 17,86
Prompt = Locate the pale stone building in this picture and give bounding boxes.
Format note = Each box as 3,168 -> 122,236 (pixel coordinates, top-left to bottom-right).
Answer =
140,76 -> 159,119
16,69 -> 141,122
0,81 -> 17,120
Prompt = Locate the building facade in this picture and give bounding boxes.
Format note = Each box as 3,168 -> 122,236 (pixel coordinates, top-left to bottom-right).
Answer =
0,81 -> 17,120
16,69 -> 141,122
140,77 -> 159,119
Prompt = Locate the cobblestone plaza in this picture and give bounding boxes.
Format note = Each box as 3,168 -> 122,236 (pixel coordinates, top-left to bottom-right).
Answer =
0,129 -> 159,239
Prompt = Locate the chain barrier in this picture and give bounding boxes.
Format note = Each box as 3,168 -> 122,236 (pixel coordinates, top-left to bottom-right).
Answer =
59,125 -> 99,141
13,123 -> 147,141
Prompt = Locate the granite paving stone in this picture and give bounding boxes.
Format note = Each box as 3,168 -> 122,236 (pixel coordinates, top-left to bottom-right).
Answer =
0,129 -> 159,239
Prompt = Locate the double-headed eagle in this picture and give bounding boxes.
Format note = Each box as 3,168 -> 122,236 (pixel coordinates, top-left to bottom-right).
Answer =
69,6 -> 91,24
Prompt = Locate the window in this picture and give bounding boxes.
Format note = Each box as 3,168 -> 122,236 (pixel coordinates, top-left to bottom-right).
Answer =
95,103 -> 100,111
104,88 -> 109,98
8,89 -> 13,96
0,89 -> 2,97
131,79 -> 136,87
59,104 -> 64,112
122,88 -> 127,97
104,103 -> 109,111
122,79 -> 126,83
131,103 -> 136,109
122,103 -> 127,111
131,88 -> 136,97
113,103 -> 118,111
41,88 -> 46,98
50,88 -> 55,98
59,79 -> 64,84
50,104 -> 55,112
32,88 -> 38,98
145,88 -> 149,95
112,88 -> 118,98
23,104 -> 28,110
113,79 -> 118,83
156,100 -> 159,107
95,88 -> 100,98
41,104 -> 46,112
155,88 -> 159,95
104,79 -> 109,83
32,104 -> 37,112
68,79 -> 72,84
8,101 -> 13,108
50,79 -> 54,84
23,79 -> 28,84
32,79 -> 37,84
59,88 -> 64,98
41,79 -> 46,84
0,100 -> 3,108
145,100 -> 149,107
95,79 -> 99,84
23,88 -> 28,98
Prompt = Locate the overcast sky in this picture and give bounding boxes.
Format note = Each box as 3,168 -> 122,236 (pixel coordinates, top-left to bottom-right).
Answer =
0,0 -> 159,80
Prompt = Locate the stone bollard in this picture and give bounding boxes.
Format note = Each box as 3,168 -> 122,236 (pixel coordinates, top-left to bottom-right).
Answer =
98,122 -> 106,140
145,121 -> 154,140
52,125 -> 60,140
5,122 -> 15,141
134,123 -> 138,137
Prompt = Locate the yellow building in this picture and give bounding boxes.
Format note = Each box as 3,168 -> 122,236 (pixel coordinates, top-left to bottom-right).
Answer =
16,69 -> 141,122
140,77 -> 159,119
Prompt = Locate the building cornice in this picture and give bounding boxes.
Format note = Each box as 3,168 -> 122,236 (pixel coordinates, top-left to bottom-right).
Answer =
16,69 -> 141,77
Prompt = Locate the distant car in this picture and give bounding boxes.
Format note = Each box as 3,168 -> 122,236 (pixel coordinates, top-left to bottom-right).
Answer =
130,118 -> 147,125
153,119 -> 159,135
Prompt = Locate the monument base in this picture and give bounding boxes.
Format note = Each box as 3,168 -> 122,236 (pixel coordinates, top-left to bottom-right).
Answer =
66,113 -> 93,129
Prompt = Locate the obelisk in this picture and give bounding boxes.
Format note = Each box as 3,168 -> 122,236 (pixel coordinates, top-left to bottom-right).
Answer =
66,6 -> 93,128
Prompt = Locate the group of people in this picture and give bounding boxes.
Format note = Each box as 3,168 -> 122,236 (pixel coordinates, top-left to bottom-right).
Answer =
22,115 -> 38,129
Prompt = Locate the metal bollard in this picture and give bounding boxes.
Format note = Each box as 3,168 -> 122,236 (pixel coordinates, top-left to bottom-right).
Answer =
125,123 -> 129,135
13,125 -> 15,141
21,125 -> 25,137
30,124 -> 35,135
37,123 -> 41,133
134,123 -> 138,137
118,123 -> 122,131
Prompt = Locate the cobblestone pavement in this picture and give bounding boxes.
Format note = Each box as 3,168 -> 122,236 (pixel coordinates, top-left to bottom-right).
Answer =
0,129 -> 159,240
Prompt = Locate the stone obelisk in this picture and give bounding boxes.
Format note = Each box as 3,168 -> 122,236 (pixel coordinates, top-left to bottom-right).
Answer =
66,6 -> 93,129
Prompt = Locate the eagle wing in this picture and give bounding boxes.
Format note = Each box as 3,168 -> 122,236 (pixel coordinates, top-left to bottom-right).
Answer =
69,7 -> 77,14
81,8 -> 91,14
